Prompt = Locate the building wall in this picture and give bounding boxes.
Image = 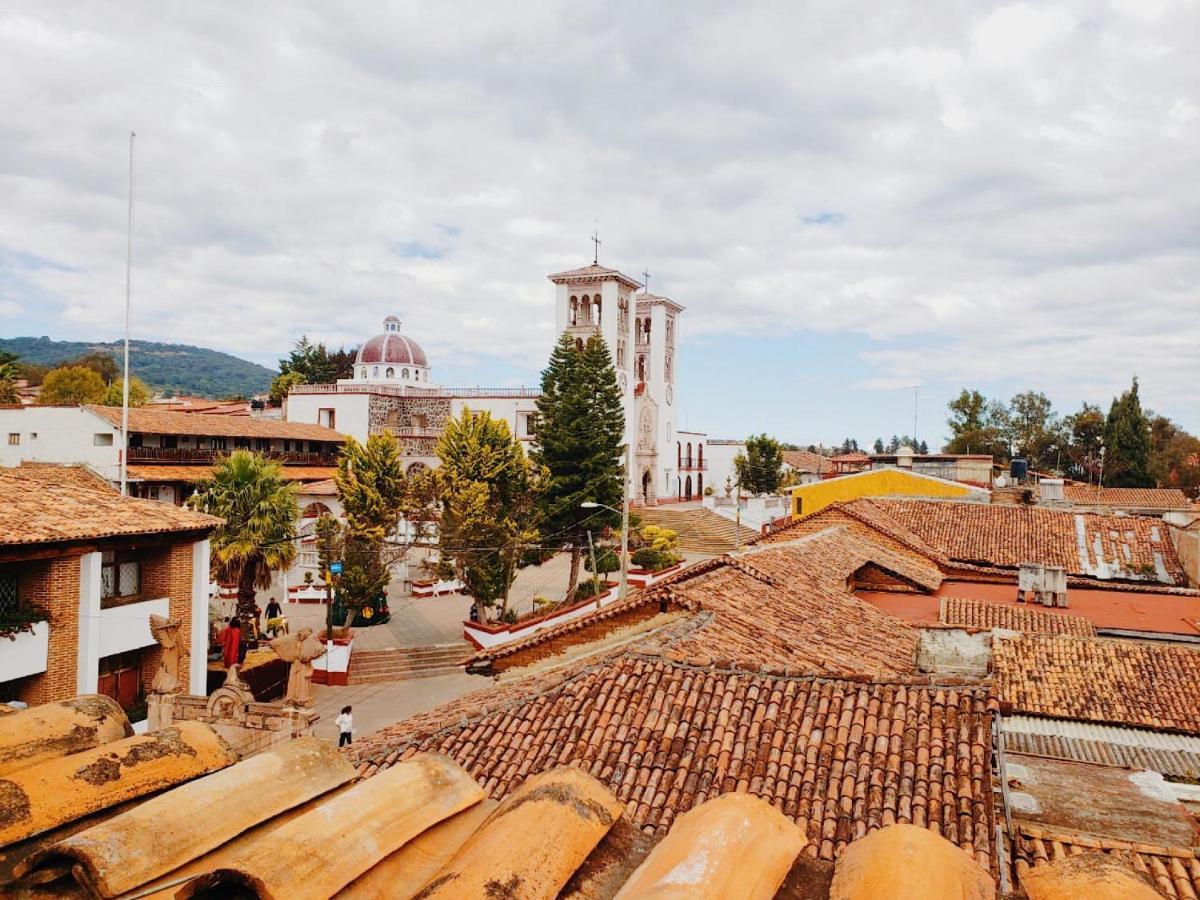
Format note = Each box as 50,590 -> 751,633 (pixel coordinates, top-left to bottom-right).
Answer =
704,441 -> 745,498
0,407 -> 121,479
285,392 -> 371,443
789,468 -> 984,518
15,555 -> 82,705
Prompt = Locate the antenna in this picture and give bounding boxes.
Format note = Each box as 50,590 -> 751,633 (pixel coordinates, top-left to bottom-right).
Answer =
120,131 -> 135,497
591,222 -> 601,265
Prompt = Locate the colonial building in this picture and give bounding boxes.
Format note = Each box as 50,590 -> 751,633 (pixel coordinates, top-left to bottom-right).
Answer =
286,261 -> 709,504
0,405 -> 343,504
0,467 -> 220,712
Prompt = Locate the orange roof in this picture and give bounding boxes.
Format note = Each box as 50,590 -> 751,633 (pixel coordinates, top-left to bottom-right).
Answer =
11,462 -> 115,493
939,596 -> 1096,637
0,470 -> 220,546
125,464 -> 336,483
781,449 -> 832,472
993,633 -> 1200,734
85,405 -> 342,441
546,263 -> 642,290
1062,484 -> 1192,510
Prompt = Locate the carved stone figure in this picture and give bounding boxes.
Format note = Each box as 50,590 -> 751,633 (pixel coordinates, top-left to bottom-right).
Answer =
149,613 -> 183,694
270,628 -> 326,708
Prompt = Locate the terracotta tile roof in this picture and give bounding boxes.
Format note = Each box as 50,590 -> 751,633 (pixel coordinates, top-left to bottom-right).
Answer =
354,653 -> 996,867
1002,715 -> 1200,780
759,502 -> 950,565
830,451 -> 871,463
297,478 -> 339,495
546,263 -> 642,290
939,597 -> 1096,636
125,464 -> 337,483
85,405 -> 343,441
1062,484 -> 1192,510
468,527 -> 932,675
1014,826 -> 1200,900
994,633 -> 1200,734
775,498 -> 1187,586
781,450 -> 832,473
10,462 -> 115,493
0,470 -> 221,546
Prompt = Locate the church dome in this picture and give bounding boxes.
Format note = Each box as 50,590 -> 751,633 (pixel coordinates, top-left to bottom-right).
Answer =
356,316 -> 428,368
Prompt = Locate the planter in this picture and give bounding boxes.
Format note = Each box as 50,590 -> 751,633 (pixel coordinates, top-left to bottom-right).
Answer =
0,621 -> 49,682
412,578 -> 463,598
287,583 -> 330,604
313,637 -> 353,686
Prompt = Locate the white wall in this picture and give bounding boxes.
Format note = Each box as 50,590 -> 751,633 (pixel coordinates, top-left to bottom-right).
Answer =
705,441 -> 745,497
285,392 -> 371,443
98,597 -> 170,658
0,407 -> 121,479
0,621 -> 48,682
450,397 -> 540,446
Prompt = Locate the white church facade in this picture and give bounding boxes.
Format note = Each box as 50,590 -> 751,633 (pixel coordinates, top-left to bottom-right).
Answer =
285,262 -> 711,504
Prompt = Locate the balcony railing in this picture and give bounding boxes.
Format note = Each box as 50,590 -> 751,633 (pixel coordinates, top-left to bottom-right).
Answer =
290,383 -> 539,399
678,461 -> 707,471
128,447 -> 340,466
384,426 -> 444,439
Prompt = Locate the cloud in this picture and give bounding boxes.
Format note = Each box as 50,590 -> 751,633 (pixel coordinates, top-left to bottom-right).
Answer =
0,0 -> 1196,428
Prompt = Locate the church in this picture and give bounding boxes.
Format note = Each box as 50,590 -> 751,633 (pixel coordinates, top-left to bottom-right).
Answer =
285,261 -> 710,505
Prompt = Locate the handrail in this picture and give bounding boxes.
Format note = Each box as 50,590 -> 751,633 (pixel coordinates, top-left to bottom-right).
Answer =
289,383 -> 540,399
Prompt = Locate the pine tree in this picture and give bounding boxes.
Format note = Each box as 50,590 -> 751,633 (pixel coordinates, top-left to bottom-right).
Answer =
1104,377 -> 1153,487
533,333 -> 625,600
437,410 -> 542,620
873,438 -> 885,454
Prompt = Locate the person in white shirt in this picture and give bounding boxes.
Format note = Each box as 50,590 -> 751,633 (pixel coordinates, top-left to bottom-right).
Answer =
336,705 -> 353,747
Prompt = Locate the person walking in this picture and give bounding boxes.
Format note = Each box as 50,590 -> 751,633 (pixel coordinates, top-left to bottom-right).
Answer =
264,598 -> 283,637
336,706 -> 353,747
222,617 -> 242,669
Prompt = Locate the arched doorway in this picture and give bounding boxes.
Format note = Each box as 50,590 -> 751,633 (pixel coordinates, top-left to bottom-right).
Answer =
684,475 -> 693,500
642,470 -> 651,504
300,502 -> 332,519
697,473 -> 703,497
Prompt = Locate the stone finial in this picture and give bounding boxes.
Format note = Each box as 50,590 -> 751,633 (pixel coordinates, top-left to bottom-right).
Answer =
148,614 -> 183,694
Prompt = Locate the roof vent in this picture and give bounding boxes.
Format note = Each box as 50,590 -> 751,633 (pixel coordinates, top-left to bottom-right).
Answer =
1017,563 -> 1068,607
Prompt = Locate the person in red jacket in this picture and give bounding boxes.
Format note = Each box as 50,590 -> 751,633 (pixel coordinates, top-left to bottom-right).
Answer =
222,617 -> 242,669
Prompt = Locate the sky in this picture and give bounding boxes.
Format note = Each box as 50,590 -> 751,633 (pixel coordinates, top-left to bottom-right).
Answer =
1,1 -> 1197,448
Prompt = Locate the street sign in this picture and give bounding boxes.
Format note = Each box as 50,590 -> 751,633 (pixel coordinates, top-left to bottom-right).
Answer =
330,561 -> 343,575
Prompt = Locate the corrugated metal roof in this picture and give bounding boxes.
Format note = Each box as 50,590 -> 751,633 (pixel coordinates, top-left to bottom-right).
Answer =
1002,715 -> 1200,779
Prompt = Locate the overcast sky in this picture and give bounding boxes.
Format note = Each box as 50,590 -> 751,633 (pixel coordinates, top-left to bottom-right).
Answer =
1,1 -> 1197,445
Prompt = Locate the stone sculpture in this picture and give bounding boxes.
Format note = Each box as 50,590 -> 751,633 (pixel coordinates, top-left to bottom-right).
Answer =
270,628 -> 326,708
149,613 -> 183,694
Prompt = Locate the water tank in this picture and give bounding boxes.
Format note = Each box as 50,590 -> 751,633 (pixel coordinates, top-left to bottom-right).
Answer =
1010,458 -> 1028,482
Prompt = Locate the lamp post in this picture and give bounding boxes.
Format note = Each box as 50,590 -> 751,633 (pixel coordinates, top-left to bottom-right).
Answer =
581,500 -> 629,602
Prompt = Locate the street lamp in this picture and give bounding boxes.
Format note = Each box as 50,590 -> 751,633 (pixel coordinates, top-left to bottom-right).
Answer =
581,500 -> 629,601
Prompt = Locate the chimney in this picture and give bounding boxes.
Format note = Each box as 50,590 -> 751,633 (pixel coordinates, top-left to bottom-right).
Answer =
1017,562 -> 1068,607
1039,478 -> 1064,502
1043,566 -> 1068,607
1017,563 -> 1044,604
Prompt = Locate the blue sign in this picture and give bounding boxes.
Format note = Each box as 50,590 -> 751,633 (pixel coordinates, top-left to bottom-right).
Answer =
329,561 -> 343,575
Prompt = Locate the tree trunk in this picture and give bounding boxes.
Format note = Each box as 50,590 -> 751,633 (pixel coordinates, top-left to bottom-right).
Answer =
565,545 -> 581,602
236,567 -> 258,632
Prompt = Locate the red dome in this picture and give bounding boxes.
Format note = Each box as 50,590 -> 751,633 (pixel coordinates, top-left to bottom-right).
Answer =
356,328 -> 428,368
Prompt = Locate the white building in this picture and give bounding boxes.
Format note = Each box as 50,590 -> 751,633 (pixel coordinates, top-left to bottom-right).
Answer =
288,261 -> 709,504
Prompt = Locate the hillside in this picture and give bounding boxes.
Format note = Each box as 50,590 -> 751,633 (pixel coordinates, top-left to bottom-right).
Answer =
0,336 -> 275,399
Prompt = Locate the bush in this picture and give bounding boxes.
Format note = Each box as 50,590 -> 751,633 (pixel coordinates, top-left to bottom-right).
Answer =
572,579 -> 608,603
584,547 -> 620,575
631,547 -> 679,571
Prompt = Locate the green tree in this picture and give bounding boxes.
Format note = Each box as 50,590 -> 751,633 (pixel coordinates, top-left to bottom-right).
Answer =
1150,430 -> 1200,495
336,434 -> 407,534
943,388 -> 1010,459
188,451 -> 298,622
101,376 -> 151,407
1063,403 -> 1105,483
269,371 -> 306,406
734,433 -> 785,494
36,365 -> 107,405
1007,391 -> 1063,471
1103,377 -> 1153,487
68,351 -> 120,385
278,336 -> 336,384
0,358 -> 19,405
533,333 -> 625,600
872,438 -> 885,454
437,409 -> 542,620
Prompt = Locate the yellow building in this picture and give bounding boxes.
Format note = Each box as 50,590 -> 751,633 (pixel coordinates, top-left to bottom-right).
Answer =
789,468 -> 988,518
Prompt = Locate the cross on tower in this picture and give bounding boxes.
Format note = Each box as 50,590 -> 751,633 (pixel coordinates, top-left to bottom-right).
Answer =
591,225 -> 601,265
641,269 -> 651,294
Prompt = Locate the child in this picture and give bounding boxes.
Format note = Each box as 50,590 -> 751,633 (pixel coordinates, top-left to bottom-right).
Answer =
336,706 -> 353,747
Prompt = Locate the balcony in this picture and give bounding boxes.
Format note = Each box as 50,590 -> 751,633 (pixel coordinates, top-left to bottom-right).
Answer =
0,621 -> 49,682
99,597 -> 169,658
678,460 -> 707,471
384,426 -> 444,439
128,447 -> 340,466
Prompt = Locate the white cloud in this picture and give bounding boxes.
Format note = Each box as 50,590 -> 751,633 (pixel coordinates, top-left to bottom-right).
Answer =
0,0 -> 1197,424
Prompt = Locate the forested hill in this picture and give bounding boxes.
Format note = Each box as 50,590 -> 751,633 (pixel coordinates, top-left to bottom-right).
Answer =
0,336 -> 275,398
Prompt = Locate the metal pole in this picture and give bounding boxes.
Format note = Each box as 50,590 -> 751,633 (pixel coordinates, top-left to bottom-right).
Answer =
587,530 -> 601,609
120,131 -> 135,496
619,445 -> 630,602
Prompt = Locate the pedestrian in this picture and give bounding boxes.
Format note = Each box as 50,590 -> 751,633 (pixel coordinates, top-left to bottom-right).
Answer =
222,617 -> 242,669
336,706 -> 353,747
264,597 -> 283,637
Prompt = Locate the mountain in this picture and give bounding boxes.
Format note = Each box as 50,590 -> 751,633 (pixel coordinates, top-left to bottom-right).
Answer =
0,336 -> 276,398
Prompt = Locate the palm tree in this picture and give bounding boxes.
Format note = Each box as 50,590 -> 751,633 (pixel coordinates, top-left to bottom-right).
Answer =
0,360 -> 20,405
188,451 -> 298,622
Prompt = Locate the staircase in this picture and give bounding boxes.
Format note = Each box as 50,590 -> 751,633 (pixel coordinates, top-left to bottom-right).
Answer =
634,507 -> 759,556
347,642 -> 472,685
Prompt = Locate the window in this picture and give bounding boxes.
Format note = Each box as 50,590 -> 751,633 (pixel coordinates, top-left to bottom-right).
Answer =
7,433 -> 19,446
100,550 -> 140,601
522,413 -> 539,437
128,433 -> 143,448
91,433 -> 112,446
0,570 -> 18,616
161,435 -> 178,450
29,432 -> 36,441
385,367 -> 394,378
402,369 -> 409,379
360,367 -> 368,379
254,438 -> 271,451
372,366 -> 379,377
318,408 -> 335,429
212,437 -> 228,451
98,649 -> 144,714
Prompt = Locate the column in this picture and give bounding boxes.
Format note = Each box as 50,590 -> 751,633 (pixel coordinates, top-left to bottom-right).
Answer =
190,539 -> 211,694
76,551 -> 103,694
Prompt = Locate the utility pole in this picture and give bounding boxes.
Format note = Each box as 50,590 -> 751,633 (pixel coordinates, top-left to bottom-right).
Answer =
586,530 -> 601,609
120,131 -> 136,496
619,445 -> 630,602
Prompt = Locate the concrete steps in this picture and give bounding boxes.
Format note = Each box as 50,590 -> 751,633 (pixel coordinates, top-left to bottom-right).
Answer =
347,642 -> 471,685
634,507 -> 759,556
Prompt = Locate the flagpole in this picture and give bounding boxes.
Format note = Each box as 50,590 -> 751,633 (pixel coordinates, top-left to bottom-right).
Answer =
120,131 -> 135,496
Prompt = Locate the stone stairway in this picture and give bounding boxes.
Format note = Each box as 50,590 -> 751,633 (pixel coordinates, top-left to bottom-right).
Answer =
347,642 -> 472,685
634,507 -> 759,556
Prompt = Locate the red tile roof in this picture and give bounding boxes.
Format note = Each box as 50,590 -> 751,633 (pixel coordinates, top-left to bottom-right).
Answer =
85,405 -> 343,441
939,597 -> 1096,637
125,464 -> 337,483
353,653 -> 996,867
546,264 -> 642,290
993,633 -> 1200,734
1062,485 -> 1192,510
11,462 -> 115,493
781,450 -> 833,473
0,470 -> 221,546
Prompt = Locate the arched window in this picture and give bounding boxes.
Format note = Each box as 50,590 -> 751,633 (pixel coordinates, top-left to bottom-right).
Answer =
570,296 -> 578,326
637,356 -> 645,380
698,444 -> 704,468
385,367 -> 394,378
576,338 -> 584,351
406,461 -> 428,476
677,442 -> 681,468
360,367 -> 368,379
686,442 -> 692,468
372,366 -> 379,378
301,502 -> 332,519
402,369 -> 409,379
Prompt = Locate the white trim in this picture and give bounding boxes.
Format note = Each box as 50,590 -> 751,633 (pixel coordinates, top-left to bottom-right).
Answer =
76,551 -> 103,694
190,539 -> 211,694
